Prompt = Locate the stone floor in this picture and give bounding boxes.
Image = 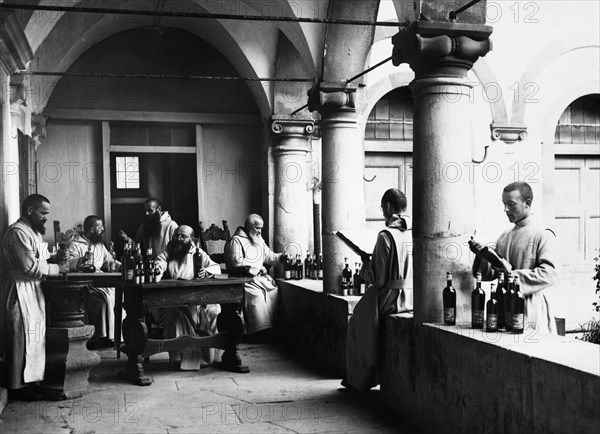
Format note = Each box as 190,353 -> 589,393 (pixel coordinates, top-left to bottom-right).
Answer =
0,344 -> 425,433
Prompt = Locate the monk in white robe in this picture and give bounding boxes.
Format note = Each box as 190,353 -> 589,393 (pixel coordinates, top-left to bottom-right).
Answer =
1,194 -> 68,400
224,214 -> 284,336
344,189 -> 412,392
67,216 -> 119,347
154,225 -> 221,369
119,198 -> 177,257
471,182 -> 559,334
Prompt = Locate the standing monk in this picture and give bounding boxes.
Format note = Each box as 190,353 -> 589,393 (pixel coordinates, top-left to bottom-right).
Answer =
1,194 -> 69,400
470,181 -> 559,334
224,214 -> 284,337
119,198 -> 178,256
343,189 -> 412,392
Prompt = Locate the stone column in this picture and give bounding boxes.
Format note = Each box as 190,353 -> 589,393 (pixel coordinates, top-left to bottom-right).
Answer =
392,21 -> 493,323
271,115 -> 314,267
308,83 -> 366,294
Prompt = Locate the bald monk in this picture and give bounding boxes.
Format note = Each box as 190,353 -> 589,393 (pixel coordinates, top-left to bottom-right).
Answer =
154,225 -> 221,369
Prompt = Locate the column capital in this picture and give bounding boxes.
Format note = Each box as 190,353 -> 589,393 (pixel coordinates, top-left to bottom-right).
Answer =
271,115 -> 315,155
31,114 -> 48,149
392,21 -> 493,79
307,82 -> 359,115
0,12 -> 33,74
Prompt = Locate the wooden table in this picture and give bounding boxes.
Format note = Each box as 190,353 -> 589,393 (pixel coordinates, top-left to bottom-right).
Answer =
120,278 -> 250,386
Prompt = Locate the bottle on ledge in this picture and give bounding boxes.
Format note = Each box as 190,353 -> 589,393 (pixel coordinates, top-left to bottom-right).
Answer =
342,258 -> 352,296
512,276 -> 525,334
353,263 -> 361,296
317,254 -> 323,280
486,282 -> 499,332
471,272 -> 485,329
283,255 -> 291,281
304,253 -> 311,279
504,273 -> 515,332
496,272 -> 506,329
442,271 -> 456,326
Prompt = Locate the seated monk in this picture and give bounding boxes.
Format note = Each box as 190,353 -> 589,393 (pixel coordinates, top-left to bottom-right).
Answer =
67,215 -> 120,350
224,214 -> 284,338
154,225 -> 221,370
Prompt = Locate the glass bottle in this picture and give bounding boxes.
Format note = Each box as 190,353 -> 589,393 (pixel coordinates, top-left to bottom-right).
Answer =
512,276 -> 525,334
486,282 -> 499,332
442,272 -> 456,325
471,272 -> 485,329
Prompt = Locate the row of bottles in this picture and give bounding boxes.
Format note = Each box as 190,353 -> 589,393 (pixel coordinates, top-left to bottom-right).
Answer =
284,253 -> 324,281
121,242 -> 157,284
442,271 -> 525,334
341,258 -> 366,296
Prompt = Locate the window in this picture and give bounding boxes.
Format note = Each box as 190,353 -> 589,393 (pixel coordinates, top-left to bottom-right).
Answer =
365,87 -> 413,141
115,156 -> 140,189
554,94 -> 600,144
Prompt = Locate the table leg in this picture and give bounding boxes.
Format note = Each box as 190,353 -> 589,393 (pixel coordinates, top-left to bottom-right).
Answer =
118,285 -> 152,386
115,283 -> 123,358
215,303 -> 249,373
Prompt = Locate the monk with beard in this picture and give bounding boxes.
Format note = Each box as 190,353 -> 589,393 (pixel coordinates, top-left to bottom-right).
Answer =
67,215 -> 120,349
119,198 -> 178,256
1,194 -> 69,401
224,214 -> 284,339
153,225 -> 221,369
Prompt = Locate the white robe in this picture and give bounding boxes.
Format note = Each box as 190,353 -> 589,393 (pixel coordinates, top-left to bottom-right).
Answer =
224,227 -> 282,335
474,216 -> 559,334
154,246 -> 222,369
67,233 -> 119,341
1,219 -> 60,388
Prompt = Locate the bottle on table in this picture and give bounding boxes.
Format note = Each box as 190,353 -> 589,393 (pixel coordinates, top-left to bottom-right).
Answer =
358,263 -> 366,295
512,276 -> 525,334
442,271 -> 456,326
486,282 -> 499,332
135,244 -> 145,284
122,242 -> 135,283
471,272 -> 485,329
304,254 -> 311,279
108,241 -> 117,272
193,239 -> 203,279
80,241 -> 96,272
144,248 -> 155,283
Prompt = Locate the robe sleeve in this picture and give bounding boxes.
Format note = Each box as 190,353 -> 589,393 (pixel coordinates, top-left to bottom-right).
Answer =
4,228 -> 59,278
360,231 -> 392,290
154,251 -> 169,281
262,244 -> 282,267
513,229 -> 560,296
199,248 -> 221,275
67,242 -> 83,271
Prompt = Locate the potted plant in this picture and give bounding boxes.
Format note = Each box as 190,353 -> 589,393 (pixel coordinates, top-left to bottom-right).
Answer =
581,255 -> 600,344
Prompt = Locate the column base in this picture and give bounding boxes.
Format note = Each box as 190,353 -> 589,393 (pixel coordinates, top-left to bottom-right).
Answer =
39,325 -> 101,401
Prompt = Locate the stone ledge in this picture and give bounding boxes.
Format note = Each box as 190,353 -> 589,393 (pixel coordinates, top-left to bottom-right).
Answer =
381,316 -> 600,434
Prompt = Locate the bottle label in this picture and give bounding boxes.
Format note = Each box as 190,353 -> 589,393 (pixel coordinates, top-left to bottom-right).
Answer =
284,270 -> 291,280
444,308 -> 455,324
512,313 -> 524,330
359,283 -> 366,295
318,270 -> 323,279
126,269 -> 134,281
487,314 -> 498,330
472,311 -> 484,326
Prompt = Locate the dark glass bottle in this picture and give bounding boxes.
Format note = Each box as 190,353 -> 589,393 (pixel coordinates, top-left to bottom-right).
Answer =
512,276 -> 525,334
135,244 -> 144,284
504,273 -> 515,332
353,263 -> 361,295
471,272 -> 485,329
193,240 -> 202,279
317,254 -> 323,280
144,248 -> 154,283
496,273 -> 506,329
304,254 -> 311,279
284,255 -> 291,280
342,258 -> 352,295
486,282 -> 499,332
358,263 -> 366,295
123,242 -> 135,283
442,271 -> 456,326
